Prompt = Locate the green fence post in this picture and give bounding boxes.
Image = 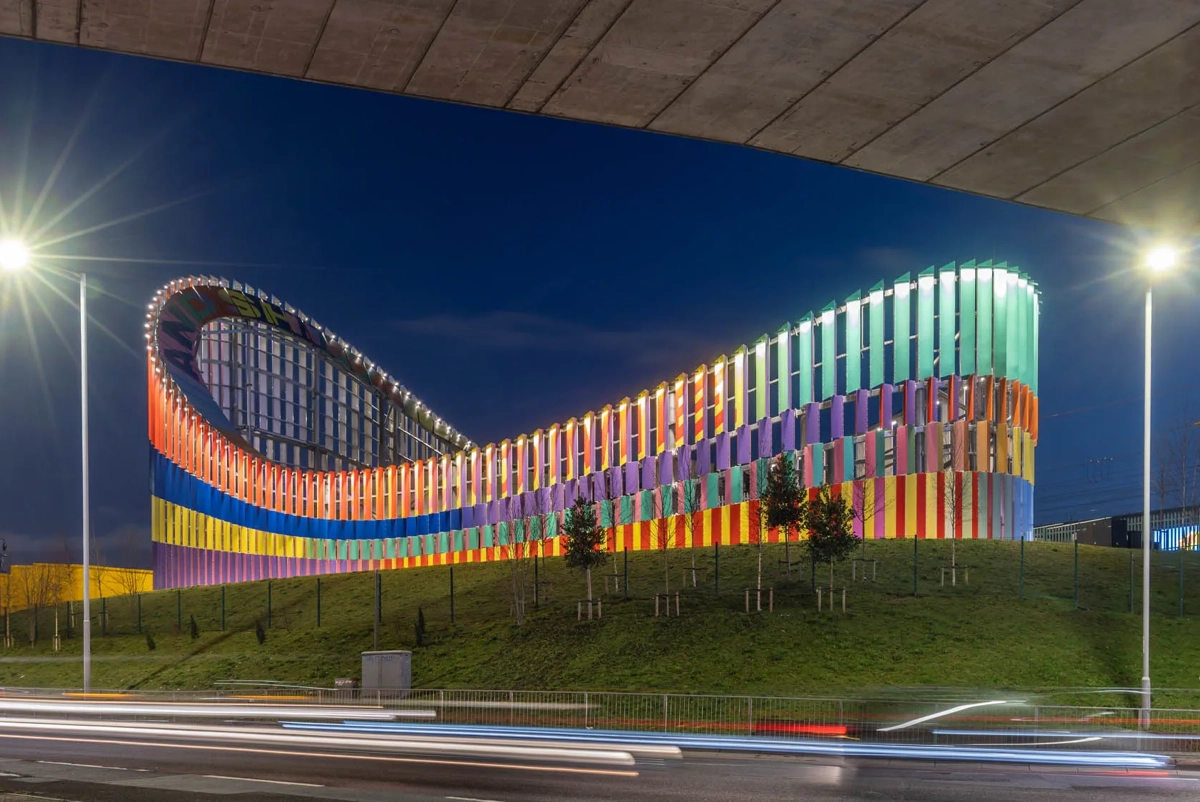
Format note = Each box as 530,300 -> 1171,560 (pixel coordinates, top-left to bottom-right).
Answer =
1020,537 -> 1025,601
221,585 -> 226,631
316,577 -> 322,628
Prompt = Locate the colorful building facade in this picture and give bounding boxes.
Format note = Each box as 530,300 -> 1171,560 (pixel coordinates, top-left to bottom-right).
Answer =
149,264 -> 1039,589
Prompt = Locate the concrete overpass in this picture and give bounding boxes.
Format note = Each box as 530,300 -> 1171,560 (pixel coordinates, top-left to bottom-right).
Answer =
3,0 -> 1197,232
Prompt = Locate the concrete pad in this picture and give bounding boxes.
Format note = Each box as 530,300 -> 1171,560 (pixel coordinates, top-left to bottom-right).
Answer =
543,0 -> 776,127
1019,106 -> 1200,213
936,24 -> 1200,199
305,0 -> 457,92
654,0 -> 922,145
79,0 -> 211,58
200,0 -> 334,77
752,0 -> 1076,162
846,0 -> 1200,181
405,0 -> 589,107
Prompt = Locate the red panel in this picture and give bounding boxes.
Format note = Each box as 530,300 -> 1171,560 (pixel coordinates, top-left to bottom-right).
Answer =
915,473 -> 926,538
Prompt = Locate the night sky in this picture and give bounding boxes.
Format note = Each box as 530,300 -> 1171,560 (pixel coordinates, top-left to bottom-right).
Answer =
0,37 -> 1197,567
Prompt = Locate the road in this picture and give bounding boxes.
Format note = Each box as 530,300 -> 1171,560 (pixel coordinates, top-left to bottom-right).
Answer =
0,724 -> 1194,802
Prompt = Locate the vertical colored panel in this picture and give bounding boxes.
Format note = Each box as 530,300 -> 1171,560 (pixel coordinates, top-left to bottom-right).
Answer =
811,444 -> 825,488
845,292 -> 862,393
674,375 -> 687,448
515,437 -> 526,495
776,324 -> 791,413
869,284 -> 885,389
978,264 -> 993,376
1031,288 -> 1040,395
619,399 -> 631,467
582,415 -> 594,475
600,406 -> 613,471
994,264 -> 1009,378
1006,271 -> 1019,382
637,393 -> 648,460
820,304 -> 836,400
797,316 -> 814,406
893,274 -> 911,383
531,432 -> 542,491
938,264 -> 956,378
733,348 -> 746,430
754,337 -> 768,421
693,366 -> 707,443
917,267 -> 935,379
960,264 -> 976,377
713,358 -> 727,435
548,426 -> 561,485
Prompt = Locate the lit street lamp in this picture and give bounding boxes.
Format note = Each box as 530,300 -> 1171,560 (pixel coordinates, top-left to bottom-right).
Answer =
0,240 -> 92,691
1141,244 -> 1179,728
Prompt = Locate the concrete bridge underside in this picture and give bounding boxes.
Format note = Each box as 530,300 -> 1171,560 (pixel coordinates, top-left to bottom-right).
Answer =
3,0 -> 1197,232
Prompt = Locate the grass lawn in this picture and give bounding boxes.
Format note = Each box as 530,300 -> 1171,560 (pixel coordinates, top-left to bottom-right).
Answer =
4,539 -> 1200,707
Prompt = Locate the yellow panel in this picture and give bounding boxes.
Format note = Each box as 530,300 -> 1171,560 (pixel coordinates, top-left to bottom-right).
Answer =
884,477 -> 897,539
905,476 -> 917,540
926,474 -> 938,539
963,475 -> 975,539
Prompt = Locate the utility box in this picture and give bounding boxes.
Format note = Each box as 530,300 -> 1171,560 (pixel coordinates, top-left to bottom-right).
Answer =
361,650 -> 411,694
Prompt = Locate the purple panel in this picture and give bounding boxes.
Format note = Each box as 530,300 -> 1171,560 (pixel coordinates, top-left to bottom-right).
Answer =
715,432 -> 730,471
642,456 -> 656,489
497,497 -> 510,523
462,506 -> 475,529
904,381 -> 917,425
474,503 -> 486,528
565,478 -> 578,505
855,389 -> 869,434
831,395 -> 845,439
537,486 -> 551,515
552,483 -> 565,512
592,472 -> 606,502
658,451 -> 673,486
697,438 -> 711,476
780,410 -> 795,452
738,424 -> 752,465
757,418 -> 771,460
607,467 -> 621,498
625,461 -> 640,494
881,383 -> 894,428
676,445 -> 690,481
487,500 -> 498,525
804,403 -> 820,446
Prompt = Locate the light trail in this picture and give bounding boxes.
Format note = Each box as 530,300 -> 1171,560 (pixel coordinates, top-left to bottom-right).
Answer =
877,700 -> 1012,733
0,698 -> 423,720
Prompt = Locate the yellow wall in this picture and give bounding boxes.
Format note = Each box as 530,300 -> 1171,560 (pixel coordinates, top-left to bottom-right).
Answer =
0,564 -> 153,613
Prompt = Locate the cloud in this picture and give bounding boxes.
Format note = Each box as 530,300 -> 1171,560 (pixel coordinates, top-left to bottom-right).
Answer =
391,311 -> 727,369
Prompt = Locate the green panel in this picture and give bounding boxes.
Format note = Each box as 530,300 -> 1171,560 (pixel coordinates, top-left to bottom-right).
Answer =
994,265 -> 1009,379
730,465 -> 744,503
1013,275 -> 1026,385
776,325 -> 791,414
468,528 -> 479,550
706,473 -> 720,509
453,531 -> 463,552
797,314 -> 814,405
820,302 -> 837,400
375,539 -> 385,559
893,273 -> 911,383
845,291 -> 862,393
938,263 -> 956,378
977,263 -> 993,376
875,429 -> 886,478
641,489 -> 654,520
755,335 -> 768,421
960,262 -> 976,375
1006,269 -> 1019,382
842,437 -> 855,482
869,283 -> 885,388
917,267 -> 935,380
1031,288 -> 1040,394
620,495 -> 634,525
482,525 -> 494,548
811,444 -> 825,487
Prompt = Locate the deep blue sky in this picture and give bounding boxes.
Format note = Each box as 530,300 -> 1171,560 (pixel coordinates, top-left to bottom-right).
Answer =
0,37 -> 1197,565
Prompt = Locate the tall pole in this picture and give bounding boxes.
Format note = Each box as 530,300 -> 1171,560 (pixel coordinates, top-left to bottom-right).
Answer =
1141,285 -> 1153,725
80,273 -> 91,692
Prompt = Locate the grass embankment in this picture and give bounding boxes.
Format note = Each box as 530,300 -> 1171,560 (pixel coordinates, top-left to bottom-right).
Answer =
3,540 -> 1200,705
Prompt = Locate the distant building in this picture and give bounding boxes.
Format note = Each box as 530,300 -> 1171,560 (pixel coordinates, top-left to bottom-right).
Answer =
1033,506 -> 1200,550
148,264 -> 1041,588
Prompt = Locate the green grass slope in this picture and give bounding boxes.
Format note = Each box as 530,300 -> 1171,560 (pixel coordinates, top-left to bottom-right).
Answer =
4,540 -> 1200,705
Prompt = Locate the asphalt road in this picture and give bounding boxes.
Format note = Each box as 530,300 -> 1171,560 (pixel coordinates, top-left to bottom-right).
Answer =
0,725 -> 1194,802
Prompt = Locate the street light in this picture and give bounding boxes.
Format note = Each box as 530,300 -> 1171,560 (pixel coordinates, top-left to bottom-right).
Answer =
0,242 -> 92,691
1141,244 -> 1179,728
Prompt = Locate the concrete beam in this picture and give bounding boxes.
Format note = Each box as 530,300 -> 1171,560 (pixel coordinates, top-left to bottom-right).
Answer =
200,0 -> 334,77
845,0 -> 1200,181
0,0 -> 33,38
1092,160 -> 1200,231
80,0 -> 210,58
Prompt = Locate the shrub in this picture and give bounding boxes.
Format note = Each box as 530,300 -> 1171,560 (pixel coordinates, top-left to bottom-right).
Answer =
188,615 -> 200,640
145,633 -> 156,651
255,619 -> 267,645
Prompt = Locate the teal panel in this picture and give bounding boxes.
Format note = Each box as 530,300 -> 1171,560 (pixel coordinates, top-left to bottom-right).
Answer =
977,262 -> 993,376
845,291 -> 862,393
375,538 -> 384,558
776,325 -> 791,414
869,283 -> 885,388
426,533 -> 436,554
730,465 -> 744,503
482,525 -> 494,548
620,495 -> 634,525
453,530 -> 463,552
812,444 -> 825,487
820,302 -> 837,400
438,532 -> 448,552
1031,289 -> 1039,394
994,265 -> 1009,379
938,263 -> 956,378
706,473 -> 720,510
386,538 -> 396,559
640,489 -> 653,520
468,528 -> 479,550
893,273 -> 911,383
1006,269 -> 1019,383
960,262 -> 976,376
917,267 -> 935,379
546,514 -> 558,539
842,437 -> 855,482
797,315 -> 814,406
875,429 -> 886,478
1014,275 -> 1026,385
755,335 -> 768,420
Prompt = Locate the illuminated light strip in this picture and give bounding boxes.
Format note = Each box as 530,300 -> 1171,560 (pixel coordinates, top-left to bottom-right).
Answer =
278,722 -> 1168,769
0,732 -> 640,778
0,718 -> 636,766
877,700 -> 1010,732
934,728 -> 1200,742
0,700 -> 405,720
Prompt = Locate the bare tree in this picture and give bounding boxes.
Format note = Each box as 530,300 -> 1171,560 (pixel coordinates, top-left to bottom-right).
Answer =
110,528 -> 147,604
942,428 -> 972,577
678,479 -> 704,587
501,495 -> 534,626
14,563 -> 66,644
745,465 -> 771,610
646,487 -> 677,596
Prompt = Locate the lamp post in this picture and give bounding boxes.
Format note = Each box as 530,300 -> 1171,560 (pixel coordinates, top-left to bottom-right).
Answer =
0,239 -> 91,691
1141,245 -> 1179,728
